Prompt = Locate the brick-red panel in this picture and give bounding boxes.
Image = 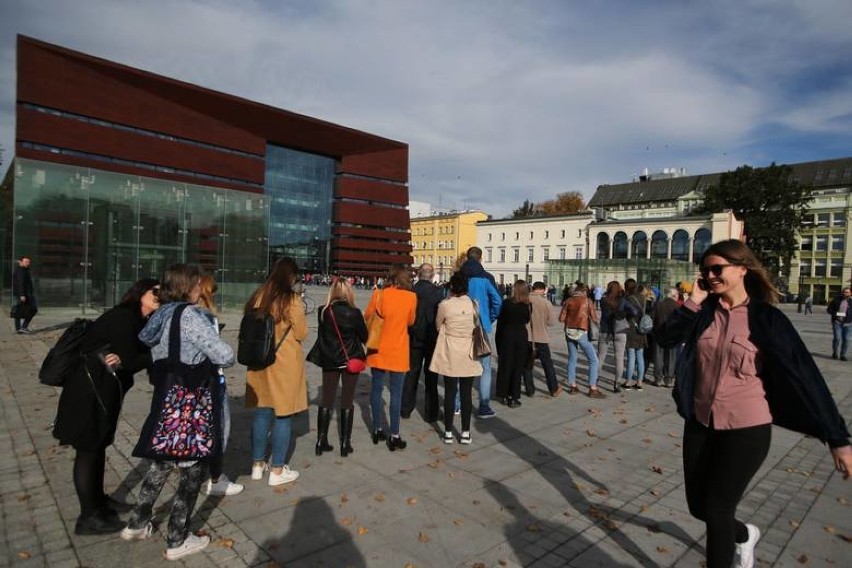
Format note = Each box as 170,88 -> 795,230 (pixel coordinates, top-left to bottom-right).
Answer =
18,108 -> 265,185
333,249 -> 413,263
334,202 -> 409,229
335,237 -> 411,253
335,177 -> 408,206
338,148 -> 408,182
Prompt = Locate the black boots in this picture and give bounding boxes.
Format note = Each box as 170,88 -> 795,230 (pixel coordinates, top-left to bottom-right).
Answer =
339,406 -> 355,457
315,407 -> 334,456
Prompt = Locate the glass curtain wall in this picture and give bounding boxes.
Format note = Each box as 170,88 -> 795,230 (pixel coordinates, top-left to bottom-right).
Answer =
11,158 -> 267,311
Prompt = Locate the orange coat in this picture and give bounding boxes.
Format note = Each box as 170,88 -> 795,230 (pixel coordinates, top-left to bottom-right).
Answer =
364,287 -> 417,372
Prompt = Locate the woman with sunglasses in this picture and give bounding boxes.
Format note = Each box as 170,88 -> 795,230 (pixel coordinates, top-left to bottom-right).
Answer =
656,240 -> 851,568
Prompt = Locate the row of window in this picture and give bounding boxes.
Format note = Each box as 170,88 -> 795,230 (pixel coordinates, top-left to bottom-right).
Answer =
800,259 -> 845,278
801,212 -> 846,228
412,240 -> 455,250
412,226 -> 455,236
597,229 -> 712,262
486,228 -> 583,242
800,235 -> 845,251
411,255 -> 458,269
484,246 -> 584,264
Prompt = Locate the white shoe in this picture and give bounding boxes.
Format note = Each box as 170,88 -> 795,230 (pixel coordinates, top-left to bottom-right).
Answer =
165,533 -> 210,561
443,431 -> 454,444
120,521 -> 153,541
268,465 -> 299,486
734,523 -> 760,568
251,462 -> 267,481
205,475 -> 244,496
460,431 -> 472,445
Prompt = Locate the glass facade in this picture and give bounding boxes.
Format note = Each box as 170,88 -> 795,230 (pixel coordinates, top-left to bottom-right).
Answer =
265,145 -> 335,276
8,158 -> 267,311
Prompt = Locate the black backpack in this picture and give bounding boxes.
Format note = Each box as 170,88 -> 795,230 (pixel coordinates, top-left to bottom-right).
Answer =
39,318 -> 92,387
237,309 -> 290,370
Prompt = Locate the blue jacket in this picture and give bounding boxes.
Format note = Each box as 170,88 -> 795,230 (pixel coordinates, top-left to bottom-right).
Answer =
460,260 -> 502,334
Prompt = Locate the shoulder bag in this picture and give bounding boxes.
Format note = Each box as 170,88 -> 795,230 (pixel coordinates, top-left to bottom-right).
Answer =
328,306 -> 367,374
365,291 -> 384,351
471,298 -> 492,358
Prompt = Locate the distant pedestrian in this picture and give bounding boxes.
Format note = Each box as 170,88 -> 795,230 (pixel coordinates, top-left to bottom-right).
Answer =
12,256 -> 37,333
619,279 -> 648,390
652,287 -> 679,388
593,284 -> 603,309
804,295 -> 813,315
827,287 -> 851,361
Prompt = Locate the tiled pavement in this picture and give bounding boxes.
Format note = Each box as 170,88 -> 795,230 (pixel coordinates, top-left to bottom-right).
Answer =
0,290 -> 849,567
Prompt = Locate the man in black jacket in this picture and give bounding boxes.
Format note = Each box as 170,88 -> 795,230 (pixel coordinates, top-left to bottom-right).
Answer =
12,256 -> 36,333
402,264 -> 445,422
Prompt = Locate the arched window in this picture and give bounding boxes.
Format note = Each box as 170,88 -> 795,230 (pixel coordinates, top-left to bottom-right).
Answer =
632,231 -> 648,259
596,233 -> 610,259
671,229 -> 690,261
693,228 -> 711,262
613,231 -> 628,259
651,230 -> 668,259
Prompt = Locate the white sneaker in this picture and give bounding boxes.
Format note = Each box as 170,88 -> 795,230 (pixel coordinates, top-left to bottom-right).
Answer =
734,523 -> 761,568
205,475 -> 244,496
460,431 -> 472,445
251,461 -> 267,481
443,431 -> 454,444
120,521 -> 153,541
165,533 -> 210,561
268,465 -> 299,486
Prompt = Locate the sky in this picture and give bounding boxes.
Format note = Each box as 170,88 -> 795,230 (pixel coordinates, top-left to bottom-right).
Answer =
1,0 -> 851,218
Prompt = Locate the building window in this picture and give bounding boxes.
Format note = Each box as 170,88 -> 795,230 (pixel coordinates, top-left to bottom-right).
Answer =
544,230 -> 549,239
801,215 -> 814,227
513,248 -> 520,262
831,235 -> 844,251
488,233 -> 492,242
800,260 -> 811,277
501,233 -> 505,241
671,229 -> 690,261
800,236 -> 813,251
816,213 -> 830,227
597,233 -> 610,259
559,247 -> 566,260
814,259 -> 827,277
499,248 -> 506,262
830,258 -> 843,277
486,249 -> 492,263
529,231 -> 534,239
613,232 -> 628,259
632,231 -> 648,258
561,230 -> 565,238
651,230 -> 668,259
542,247 -> 550,260
815,235 -> 828,251
833,213 -> 846,227
574,246 -> 583,259
527,248 -> 534,262
515,232 -> 519,240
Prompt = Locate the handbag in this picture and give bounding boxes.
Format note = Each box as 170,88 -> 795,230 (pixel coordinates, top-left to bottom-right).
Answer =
132,304 -> 221,461
471,299 -> 492,358
565,327 -> 585,342
365,291 -> 384,351
328,305 -> 367,374
10,302 -> 37,320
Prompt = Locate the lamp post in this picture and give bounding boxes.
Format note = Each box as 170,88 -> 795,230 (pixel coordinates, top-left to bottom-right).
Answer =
525,263 -> 530,283
797,270 -> 805,313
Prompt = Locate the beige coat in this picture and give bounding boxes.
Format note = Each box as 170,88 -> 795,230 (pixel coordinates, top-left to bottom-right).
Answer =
246,299 -> 309,416
429,295 -> 483,378
526,292 -> 554,343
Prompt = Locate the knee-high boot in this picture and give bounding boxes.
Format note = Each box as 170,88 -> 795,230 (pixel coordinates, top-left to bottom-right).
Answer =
339,406 -> 355,457
315,407 -> 334,456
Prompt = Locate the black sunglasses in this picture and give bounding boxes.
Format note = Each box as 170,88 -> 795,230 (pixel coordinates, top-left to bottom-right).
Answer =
700,264 -> 737,277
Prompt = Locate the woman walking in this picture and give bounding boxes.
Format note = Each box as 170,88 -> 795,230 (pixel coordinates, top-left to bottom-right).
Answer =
429,272 -> 482,444
54,278 -> 160,535
122,264 -> 234,560
495,280 -> 531,407
619,278 -> 647,390
559,282 -> 604,397
656,240 -> 851,568
245,257 -> 309,485
596,280 -> 628,393
307,277 -> 368,457
365,265 -> 417,451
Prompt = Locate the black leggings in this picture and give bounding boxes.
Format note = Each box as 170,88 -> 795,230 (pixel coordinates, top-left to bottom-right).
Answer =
443,377 -> 474,433
683,420 -> 771,568
321,371 -> 359,408
73,446 -> 107,517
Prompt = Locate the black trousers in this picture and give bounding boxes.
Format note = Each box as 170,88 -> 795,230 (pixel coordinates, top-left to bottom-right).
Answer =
443,377 -> 474,432
402,342 -> 439,420
496,337 -> 529,400
522,342 -> 558,393
73,446 -> 107,518
683,420 -> 771,568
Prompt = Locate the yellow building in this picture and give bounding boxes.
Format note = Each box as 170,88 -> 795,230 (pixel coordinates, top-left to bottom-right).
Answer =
410,210 -> 488,280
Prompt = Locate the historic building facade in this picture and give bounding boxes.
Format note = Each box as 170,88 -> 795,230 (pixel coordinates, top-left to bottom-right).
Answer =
410,210 -> 488,281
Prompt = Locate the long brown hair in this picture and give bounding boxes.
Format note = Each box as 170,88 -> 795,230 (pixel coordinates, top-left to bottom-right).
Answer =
246,257 -> 298,322
386,264 -> 413,290
197,273 -> 218,314
158,264 -> 200,304
512,280 -> 530,304
603,280 -> 623,311
701,240 -> 780,304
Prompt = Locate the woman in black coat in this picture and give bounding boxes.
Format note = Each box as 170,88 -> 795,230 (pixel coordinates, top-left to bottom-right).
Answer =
53,278 -> 159,535
495,280 -> 531,408
307,277 -> 368,457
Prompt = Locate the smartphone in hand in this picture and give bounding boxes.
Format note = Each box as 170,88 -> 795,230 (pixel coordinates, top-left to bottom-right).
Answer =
697,278 -> 711,292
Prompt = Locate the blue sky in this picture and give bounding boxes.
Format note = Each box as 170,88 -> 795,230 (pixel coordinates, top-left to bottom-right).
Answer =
1,0 -> 851,217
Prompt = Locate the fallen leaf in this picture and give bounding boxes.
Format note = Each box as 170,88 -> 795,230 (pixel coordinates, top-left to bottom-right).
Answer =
404,563 -> 415,568
647,523 -> 661,533
418,532 -> 430,543
17,552 -> 31,560
340,517 -> 353,526
797,554 -> 808,564
526,523 -> 541,532
16,494 -> 30,502
656,546 -> 669,554
407,497 -> 418,506
453,450 -> 468,459
498,561 -> 508,567
273,486 -> 288,494
473,563 -> 486,568
214,537 -> 235,549
604,520 -> 618,531
651,465 -> 663,474
357,526 -> 369,535
650,489 -> 661,496
790,520 -> 800,528
639,505 -> 649,513
472,499 -> 480,505
430,447 -> 442,454
452,519 -> 464,526
619,419 -> 628,424
668,432 -> 678,438
824,525 -> 836,534
645,407 -> 656,412
839,534 -> 852,543
641,438 -> 653,444
374,493 -> 385,502
838,496 -> 848,505
340,494 -> 349,504
594,488 -> 609,497
586,429 -> 597,437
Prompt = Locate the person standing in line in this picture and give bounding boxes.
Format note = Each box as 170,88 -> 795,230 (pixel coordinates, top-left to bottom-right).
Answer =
827,287 -> 851,361
495,280 -> 531,408
429,272 -> 481,444
459,247 -> 503,419
656,240 -> 851,568
804,294 -> 813,315
619,279 -> 648,390
402,263 -> 445,422
306,277 -> 368,457
593,284 -> 603,310
523,281 -> 561,397
54,278 -> 160,534
560,282 -> 604,398
365,265 -> 417,451
652,287 -> 679,388
122,265 -> 234,560
597,280 -> 628,393
12,256 -> 36,333
197,275 -> 244,496
245,258 -> 309,486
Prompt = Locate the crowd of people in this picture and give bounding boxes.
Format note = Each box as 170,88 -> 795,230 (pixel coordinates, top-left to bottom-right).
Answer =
17,241 -> 851,564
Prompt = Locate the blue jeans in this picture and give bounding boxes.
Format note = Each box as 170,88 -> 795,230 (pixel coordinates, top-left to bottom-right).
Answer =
370,368 -> 405,436
832,321 -> 850,358
566,332 -> 599,388
477,331 -> 495,409
251,407 -> 292,467
625,348 -> 645,383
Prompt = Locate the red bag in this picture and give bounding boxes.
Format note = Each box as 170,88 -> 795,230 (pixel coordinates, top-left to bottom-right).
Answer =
328,306 -> 366,375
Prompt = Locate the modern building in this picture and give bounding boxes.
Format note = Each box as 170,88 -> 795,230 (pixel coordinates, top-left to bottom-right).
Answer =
2,36 -> 410,311
410,209 -> 488,281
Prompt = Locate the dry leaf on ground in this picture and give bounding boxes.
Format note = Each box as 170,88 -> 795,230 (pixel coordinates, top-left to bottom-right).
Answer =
374,493 -> 385,502
357,526 -> 369,535
407,497 -> 417,505
215,537 -> 235,549
418,532 -> 430,543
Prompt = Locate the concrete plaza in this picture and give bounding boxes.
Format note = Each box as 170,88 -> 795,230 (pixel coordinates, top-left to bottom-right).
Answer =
0,288 -> 849,567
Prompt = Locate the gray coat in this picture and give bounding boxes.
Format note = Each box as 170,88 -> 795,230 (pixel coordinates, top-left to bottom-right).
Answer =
429,295 -> 483,378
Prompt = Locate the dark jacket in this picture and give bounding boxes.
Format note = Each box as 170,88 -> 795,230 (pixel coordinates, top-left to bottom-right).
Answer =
53,303 -> 152,450
409,280 -> 445,349
656,296 -> 850,448
495,300 -> 530,353
12,265 -> 34,299
307,301 -> 368,371
826,294 -> 852,324
653,297 -> 678,331
619,294 -> 648,349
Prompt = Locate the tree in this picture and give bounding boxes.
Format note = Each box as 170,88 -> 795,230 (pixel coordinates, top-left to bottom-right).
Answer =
699,163 -> 810,280
511,191 -> 586,218
511,199 -> 536,218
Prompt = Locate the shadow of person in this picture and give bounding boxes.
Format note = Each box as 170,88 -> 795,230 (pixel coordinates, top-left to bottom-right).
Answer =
251,497 -> 367,567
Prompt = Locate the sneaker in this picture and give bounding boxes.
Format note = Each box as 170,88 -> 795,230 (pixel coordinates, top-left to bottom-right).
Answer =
165,533 -> 210,561
268,465 -> 299,486
205,475 -> 245,496
588,389 -> 607,399
443,431 -> 454,444
454,406 -> 461,416
251,461 -> 267,481
120,521 -> 154,541
460,432 -> 472,445
476,406 -> 496,419
734,523 -> 760,568
633,383 -> 643,391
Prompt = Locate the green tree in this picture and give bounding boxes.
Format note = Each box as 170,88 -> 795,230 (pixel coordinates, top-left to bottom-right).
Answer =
700,163 -> 810,280
511,199 -> 536,218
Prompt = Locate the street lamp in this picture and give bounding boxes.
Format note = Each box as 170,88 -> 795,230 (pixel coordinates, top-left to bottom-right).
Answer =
525,263 -> 530,282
